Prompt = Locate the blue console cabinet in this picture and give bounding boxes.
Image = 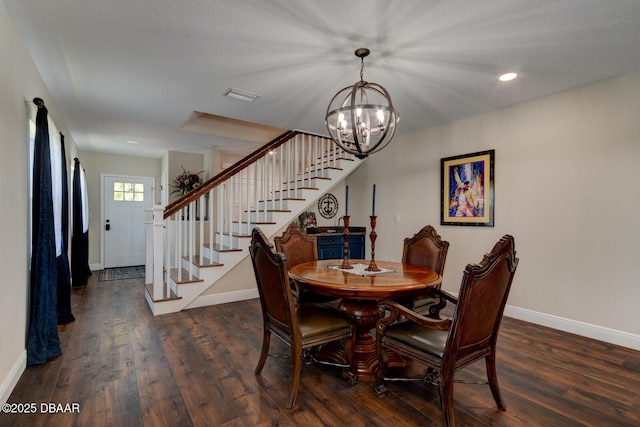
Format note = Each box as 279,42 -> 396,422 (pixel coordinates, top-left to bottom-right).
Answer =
316,233 -> 365,260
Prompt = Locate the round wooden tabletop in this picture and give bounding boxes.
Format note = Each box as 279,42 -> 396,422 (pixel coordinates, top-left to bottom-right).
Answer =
288,259 -> 442,300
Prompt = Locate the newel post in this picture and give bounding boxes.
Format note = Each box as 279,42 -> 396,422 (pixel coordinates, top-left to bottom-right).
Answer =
152,204 -> 165,301
145,208 -> 154,285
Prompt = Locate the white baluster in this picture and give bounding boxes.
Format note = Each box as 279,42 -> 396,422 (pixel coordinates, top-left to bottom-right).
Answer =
198,197 -> 204,267
164,212 -> 171,294
189,200 -> 195,280
208,187 -> 214,263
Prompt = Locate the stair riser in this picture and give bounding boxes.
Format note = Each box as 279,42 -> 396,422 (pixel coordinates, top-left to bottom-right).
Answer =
256,199 -> 291,211
179,257 -> 203,277
215,234 -> 233,247
279,177 -> 320,189
249,212 -> 273,223
272,189 -> 306,198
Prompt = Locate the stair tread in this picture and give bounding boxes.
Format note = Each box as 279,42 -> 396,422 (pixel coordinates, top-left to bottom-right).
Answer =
281,186 -> 319,190
307,165 -> 346,171
247,209 -> 292,213
169,267 -> 204,284
202,243 -> 243,252
267,196 -> 306,200
234,234 -> 251,239
145,282 -> 182,302
181,255 -> 224,268
221,231 -> 251,238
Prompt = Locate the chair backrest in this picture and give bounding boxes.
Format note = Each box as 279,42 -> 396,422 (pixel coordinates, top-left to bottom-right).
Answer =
250,227 -> 297,336
445,235 -> 519,360
401,225 -> 449,276
274,225 -> 318,268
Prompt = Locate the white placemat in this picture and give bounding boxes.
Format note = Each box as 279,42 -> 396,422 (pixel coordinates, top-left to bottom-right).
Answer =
328,263 -> 395,276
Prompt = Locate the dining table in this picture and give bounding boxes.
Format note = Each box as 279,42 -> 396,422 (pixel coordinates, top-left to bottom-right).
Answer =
288,259 -> 442,382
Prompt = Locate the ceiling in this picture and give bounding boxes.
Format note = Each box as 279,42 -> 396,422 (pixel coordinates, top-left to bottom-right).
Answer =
5,0 -> 640,158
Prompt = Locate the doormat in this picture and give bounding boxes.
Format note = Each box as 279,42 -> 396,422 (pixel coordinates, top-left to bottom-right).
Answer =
99,265 -> 145,282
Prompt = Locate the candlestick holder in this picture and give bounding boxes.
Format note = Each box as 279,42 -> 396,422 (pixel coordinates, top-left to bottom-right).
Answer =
365,215 -> 381,272
340,215 -> 353,269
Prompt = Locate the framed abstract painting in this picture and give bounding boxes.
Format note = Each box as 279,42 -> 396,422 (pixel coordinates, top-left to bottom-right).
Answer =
441,149 -> 494,227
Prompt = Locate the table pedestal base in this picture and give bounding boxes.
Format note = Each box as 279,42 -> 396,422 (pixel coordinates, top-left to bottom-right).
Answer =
316,299 -> 405,382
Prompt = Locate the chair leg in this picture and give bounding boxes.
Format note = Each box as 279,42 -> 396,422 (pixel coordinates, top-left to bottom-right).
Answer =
486,351 -> 506,410
438,375 -> 456,427
254,328 -> 271,375
286,344 -> 303,409
374,347 -> 388,397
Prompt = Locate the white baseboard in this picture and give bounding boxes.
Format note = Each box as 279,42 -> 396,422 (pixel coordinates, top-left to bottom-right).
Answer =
90,263 -> 102,271
505,305 -> 640,351
1,350 -> 26,405
185,289 -> 260,310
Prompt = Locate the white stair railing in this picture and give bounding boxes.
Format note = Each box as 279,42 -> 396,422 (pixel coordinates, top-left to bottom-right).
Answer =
145,132 -> 352,307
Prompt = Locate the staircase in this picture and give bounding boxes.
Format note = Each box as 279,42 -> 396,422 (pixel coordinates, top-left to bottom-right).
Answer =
144,131 -> 362,315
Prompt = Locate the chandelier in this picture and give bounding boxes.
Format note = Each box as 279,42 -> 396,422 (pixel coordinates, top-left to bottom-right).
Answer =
325,48 -> 399,159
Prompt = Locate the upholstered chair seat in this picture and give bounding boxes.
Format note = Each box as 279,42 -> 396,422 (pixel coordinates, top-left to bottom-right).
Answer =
296,304 -> 351,339
383,321 -> 449,358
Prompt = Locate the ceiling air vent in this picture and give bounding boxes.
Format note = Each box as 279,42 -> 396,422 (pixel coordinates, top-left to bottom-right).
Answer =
224,87 -> 259,102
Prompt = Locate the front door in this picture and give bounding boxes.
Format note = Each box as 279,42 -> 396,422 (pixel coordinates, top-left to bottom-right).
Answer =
103,174 -> 154,268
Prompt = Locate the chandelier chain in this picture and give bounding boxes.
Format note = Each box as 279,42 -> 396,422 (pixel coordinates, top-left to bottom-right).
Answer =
360,57 -> 365,82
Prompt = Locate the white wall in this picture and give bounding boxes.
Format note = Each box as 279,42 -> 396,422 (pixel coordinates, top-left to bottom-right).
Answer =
347,70 -> 640,341
77,150 -> 162,267
0,1 -> 78,403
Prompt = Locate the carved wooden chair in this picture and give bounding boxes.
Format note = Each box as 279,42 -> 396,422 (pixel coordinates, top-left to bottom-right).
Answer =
250,227 -> 354,409
401,225 -> 449,316
375,235 -> 519,427
274,225 -> 338,307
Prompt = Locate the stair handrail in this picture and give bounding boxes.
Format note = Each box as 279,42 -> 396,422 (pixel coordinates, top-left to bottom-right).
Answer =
164,130 -> 307,219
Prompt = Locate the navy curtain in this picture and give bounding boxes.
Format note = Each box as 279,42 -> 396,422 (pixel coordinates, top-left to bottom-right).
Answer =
71,157 -> 91,286
57,134 -> 74,324
27,98 -> 62,366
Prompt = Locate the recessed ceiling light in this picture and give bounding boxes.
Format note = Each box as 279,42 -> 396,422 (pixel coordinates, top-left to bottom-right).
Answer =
499,72 -> 518,82
224,87 -> 260,102
127,140 -> 138,144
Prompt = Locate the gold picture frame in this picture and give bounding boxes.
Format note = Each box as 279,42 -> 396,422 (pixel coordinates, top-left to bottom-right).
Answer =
441,150 -> 494,227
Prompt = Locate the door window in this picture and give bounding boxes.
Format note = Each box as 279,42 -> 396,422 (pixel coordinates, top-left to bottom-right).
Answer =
113,182 -> 144,202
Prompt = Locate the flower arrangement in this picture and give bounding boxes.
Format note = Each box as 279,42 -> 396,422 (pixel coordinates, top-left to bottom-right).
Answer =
297,211 -> 317,233
171,166 -> 203,195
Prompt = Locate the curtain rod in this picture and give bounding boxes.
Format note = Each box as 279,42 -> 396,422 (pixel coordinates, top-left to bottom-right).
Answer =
33,97 -> 45,108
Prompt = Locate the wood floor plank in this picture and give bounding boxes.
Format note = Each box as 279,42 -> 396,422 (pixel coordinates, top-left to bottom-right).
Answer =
2,274 -> 640,426
159,316 -> 239,426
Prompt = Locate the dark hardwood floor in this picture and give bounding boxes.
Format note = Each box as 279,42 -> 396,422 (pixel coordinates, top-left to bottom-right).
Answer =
3,274 -> 640,426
